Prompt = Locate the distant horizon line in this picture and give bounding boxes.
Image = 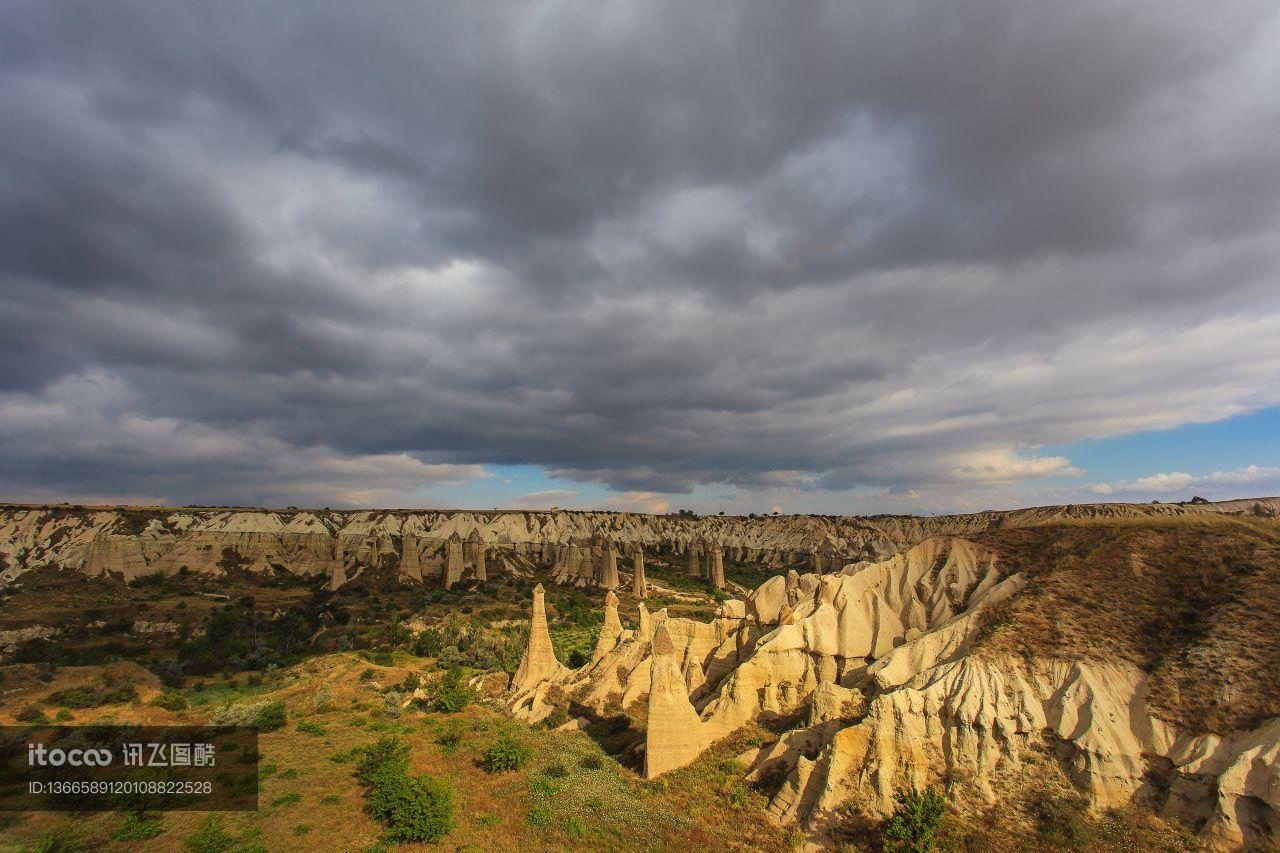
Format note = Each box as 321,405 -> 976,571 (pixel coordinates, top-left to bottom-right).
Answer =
2,495 -> 1276,520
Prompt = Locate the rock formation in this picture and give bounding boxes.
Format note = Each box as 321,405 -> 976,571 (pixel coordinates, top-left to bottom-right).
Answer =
707,541 -> 725,589
631,547 -> 648,599
4,498 -> 1276,586
600,545 -> 620,589
400,532 -> 422,582
474,544 -> 487,583
329,536 -> 346,591
444,537 -> 464,588
644,624 -> 709,779
512,584 -> 566,692
686,542 -> 701,577
503,527 -> 1280,850
591,590 -> 624,663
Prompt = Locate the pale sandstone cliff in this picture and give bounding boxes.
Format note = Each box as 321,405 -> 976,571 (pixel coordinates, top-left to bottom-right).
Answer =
506,532 -> 1280,850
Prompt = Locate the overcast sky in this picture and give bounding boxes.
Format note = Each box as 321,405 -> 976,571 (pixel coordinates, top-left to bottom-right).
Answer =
2,2 -> 1278,514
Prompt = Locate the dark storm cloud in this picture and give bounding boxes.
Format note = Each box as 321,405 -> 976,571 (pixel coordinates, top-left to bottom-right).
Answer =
1,1 -> 1279,507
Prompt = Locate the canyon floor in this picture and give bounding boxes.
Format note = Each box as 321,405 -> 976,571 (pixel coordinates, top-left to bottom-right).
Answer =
0,502 -> 1277,851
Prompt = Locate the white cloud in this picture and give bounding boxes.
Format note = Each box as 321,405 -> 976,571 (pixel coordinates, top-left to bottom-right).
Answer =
951,450 -> 1083,482
1096,465 -> 1280,496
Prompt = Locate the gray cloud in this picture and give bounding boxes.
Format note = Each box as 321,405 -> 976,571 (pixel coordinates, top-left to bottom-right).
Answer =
1,1 -> 1279,508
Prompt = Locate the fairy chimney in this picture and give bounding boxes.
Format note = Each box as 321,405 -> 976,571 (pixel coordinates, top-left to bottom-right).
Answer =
591,590 -> 624,663
631,547 -> 648,599
512,584 -> 565,690
644,624 -> 705,779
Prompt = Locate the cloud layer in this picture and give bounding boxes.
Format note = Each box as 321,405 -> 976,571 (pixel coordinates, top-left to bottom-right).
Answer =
1,2 -> 1278,509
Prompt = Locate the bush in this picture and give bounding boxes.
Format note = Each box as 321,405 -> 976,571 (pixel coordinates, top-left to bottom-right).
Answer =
527,806 -> 553,828
182,815 -> 266,852
296,720 -> 326,736
434,722 -> 463,753
28,825 -> 89,852
356,736 -> 410,784
880,787 -> 947,853
354,735 -> 454,844
482,733 -> 531,773
542,762 -> 568,779
210,699 -> 287,732
111,812 -> 165,841
1030,790 -> 1091,849
45,683 -> 138,708
427,669 -> 475,714
16,705 -> 49,725
151,690 -> 189,712
366,767 -> 455,843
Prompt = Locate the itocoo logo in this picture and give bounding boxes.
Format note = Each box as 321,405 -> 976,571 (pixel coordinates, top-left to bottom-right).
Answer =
27,743 -> 114,767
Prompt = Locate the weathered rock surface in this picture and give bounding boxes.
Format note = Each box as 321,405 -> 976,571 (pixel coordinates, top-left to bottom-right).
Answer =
3,498 -> 1275,585
505,527 -> 1280,851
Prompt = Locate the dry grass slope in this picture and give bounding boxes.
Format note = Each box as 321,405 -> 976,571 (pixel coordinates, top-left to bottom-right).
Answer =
970,516 -> 1280,733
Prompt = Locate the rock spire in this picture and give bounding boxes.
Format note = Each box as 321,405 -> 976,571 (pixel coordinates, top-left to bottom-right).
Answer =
513,583 -> 565,691
632,547 -> 648,599
644,624 -> 706,778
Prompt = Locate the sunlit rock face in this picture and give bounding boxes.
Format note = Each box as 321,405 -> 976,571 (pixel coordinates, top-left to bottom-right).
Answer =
502,527 -> 1280,851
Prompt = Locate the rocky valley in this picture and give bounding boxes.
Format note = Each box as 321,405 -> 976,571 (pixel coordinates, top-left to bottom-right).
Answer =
1,499 -> 1278,851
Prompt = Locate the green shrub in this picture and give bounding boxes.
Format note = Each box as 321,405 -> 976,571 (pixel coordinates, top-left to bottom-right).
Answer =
542,762 -> 568,779
542,708 -> 570,729
313,684 -> 334,713
111,812 -> 165,841
1030,790 -> 1091,849
151,690 -> 189,712
45,683 -> 137,708
365,767 -> 455,843
292,824 -> 311,836
211,699 -> 287,732
354,734 -> 454,843
330,746 -> 362,764
55,709 -> 73,722
580,754 -> 603,771
16,705 -> 49,725
182,815 -> 266,853
296,720 -> 326,736
427,669 -> 475,714
526,806 -> 553,828
482,733 -> 531,773
434,722 -> 463,753
29,824 -> 89,852
356,735 -> 410,784
880,787 -> 947,853
271,792 -> 302,807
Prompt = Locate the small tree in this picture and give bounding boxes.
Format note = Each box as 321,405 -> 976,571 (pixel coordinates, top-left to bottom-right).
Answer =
880,787 -> 946,853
